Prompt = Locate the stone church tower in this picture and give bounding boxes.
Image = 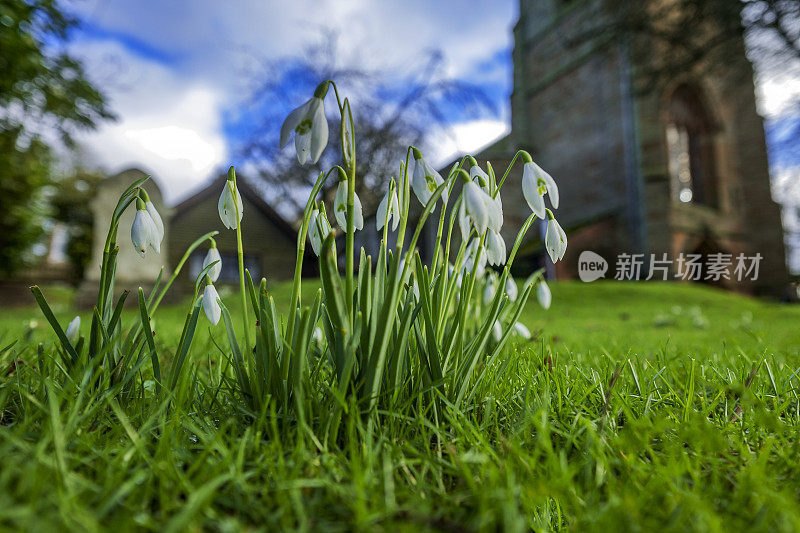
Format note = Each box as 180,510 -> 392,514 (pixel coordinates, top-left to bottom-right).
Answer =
482,0 -> 788,294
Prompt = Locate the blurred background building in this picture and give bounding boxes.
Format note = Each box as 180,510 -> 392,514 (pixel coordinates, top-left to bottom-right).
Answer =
475,0 -> 790,295
1,0 -> 798,303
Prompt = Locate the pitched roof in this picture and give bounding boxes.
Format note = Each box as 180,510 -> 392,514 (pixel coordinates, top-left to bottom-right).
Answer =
171,174 -> 297,241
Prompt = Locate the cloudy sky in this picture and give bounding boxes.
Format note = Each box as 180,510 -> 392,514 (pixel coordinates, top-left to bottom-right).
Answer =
60,0 -> 800,206
61,0 -> 516,203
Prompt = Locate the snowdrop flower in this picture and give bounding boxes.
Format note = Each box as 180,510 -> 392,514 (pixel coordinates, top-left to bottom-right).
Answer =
202,241 -> 222,282
202,282 -> 221,326
131,198 -> 159,256
463,180 -> 493,235
308,204 -> 332,256
376,185 -> 400,232
218,169 -> 243,230
411,149 -> 447,206
536,280 -> 552,310
485,229 -> 506,266
333,180 -> 364,231
469,164 -> 503,231
140,189 -> 164,247
65,316 -> 80,342
505,276 -> 518,302
513,322 -> 531,339
483,275 -> 496,305
312,326 -> 324,346
279,82 -> 330,165
522,160 -> 559,219
492,319 -> 503,342
545,210 -> 567,263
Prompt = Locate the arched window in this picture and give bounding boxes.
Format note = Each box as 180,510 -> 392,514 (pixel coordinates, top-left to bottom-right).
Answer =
666,84 -> 718,208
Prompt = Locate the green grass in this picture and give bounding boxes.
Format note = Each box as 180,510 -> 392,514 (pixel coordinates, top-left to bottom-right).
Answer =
1,281 -> 799,531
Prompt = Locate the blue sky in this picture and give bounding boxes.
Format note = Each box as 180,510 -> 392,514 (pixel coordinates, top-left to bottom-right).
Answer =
63,0 -> 517,202
60,0 -> 800,209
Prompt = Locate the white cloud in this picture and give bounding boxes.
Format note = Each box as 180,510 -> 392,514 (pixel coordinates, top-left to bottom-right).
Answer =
60,1 -> 516,203
430,119 -> 510,166
68,38 -> 227,203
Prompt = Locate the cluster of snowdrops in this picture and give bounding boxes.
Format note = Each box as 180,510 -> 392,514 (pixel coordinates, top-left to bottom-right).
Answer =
37,80 -> 567,422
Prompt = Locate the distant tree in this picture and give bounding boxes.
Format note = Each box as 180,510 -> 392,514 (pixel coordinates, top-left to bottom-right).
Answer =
235,33 -> 495,216
49,169 -> 102,280
588,0 -> 800,92
0,0 -> 113,276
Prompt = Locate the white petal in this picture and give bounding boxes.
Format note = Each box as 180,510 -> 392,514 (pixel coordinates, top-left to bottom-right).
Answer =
470,165 -> 490,191
295,130 -> 311,165
308,209 -> 322,256
545,218 -> 560,263
218,184 -> 240,230
145,201 -> 164,244
464,181 -> 489,234
202,248 -> 222,282
376,192 -> 389,231
506,276 -> 518,302
353,191 -> 364,231
131,209 -> 154,256
411,158 -> 432,205
485,229 -> 506,266
279,98 -> 312,148
488,193 -> 503,232
537,281 -> 552,310
334,182 -> 347,229
309,97 -> 329,164
523,164 -> 545,219
458,201 -> 470,241
556,220 -> 568,260
389,191 -> 400,231
539,166 -> 559,209
513,322 -> 531,339
492,320 -> 502,342
483,280 -> 495,306
203,284 -> 221,325
65,316 -> 80,342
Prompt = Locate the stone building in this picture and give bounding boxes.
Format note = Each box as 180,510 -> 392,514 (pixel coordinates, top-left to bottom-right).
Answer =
478,0 -> 788,294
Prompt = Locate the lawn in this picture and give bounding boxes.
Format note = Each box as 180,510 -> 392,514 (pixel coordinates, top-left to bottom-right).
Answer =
1,280 -> 799,531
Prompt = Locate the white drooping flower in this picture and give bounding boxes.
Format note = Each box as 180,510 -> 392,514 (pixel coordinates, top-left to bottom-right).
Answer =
141,189 -> 164,247
485,229 -> 506,266
333,181 -> 364,231
505,275 -> 518,302
513,322 -> 531,339
279,84 -> 329,165
411,151 -> 447,206
537,280 -> 552,310
202,283 -> 221,326
483,274 -> 496,305
545,211 -> 567,263
469,164 -> 503,230
218,178 -> 243,230
522,160 -> 559,219
463,180 -> 493,235
65,316 -> 80,342
376,186 -> 400,232
492,319 -> 503,342
308,204 -> 332,256
202,245 -> 222,282
131,200 -> 159,256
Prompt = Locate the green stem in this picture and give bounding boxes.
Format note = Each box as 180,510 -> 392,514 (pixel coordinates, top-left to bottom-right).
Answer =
231,174 -> 251,350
